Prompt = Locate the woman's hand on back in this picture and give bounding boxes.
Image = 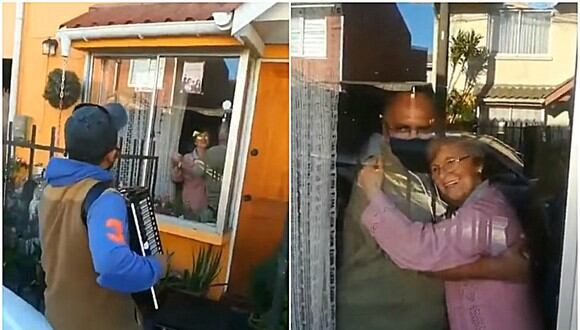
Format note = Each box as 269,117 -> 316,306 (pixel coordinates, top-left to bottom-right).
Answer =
426,239 -> 530,283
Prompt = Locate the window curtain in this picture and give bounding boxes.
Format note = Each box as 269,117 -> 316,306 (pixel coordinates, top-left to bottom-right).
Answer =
497,11 -> 520,54
117,95 -> 150,186
154,105 -> 185,201
292,7 -> 341,329
303,18 -> 327,58
493,10 -> 550,55
291,75 -> 339,330
519,12 -> 550,54
291,14 -> 327,58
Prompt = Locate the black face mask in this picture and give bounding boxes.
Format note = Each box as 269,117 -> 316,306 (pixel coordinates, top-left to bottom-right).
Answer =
389,137 -> 432,173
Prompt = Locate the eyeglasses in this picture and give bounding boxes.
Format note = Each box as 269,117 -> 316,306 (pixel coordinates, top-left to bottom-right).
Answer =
430,155 -> 470,176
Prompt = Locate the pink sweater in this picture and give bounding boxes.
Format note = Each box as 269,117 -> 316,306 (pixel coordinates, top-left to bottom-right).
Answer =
361,182 -> 541,330
171,151 -> 208,213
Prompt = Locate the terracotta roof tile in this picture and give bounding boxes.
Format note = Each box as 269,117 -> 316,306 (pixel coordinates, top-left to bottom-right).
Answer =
60,3 -> 241,28
476,84 -> 555,100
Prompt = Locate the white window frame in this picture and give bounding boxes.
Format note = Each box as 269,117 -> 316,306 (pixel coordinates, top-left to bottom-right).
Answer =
488,9 -> 552,59
555,61 -> 579,330
291,16 -> 327,59
86,50 -> 253,237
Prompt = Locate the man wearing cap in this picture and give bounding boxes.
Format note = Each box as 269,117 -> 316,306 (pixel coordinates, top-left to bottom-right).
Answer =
39,103 -> 166,330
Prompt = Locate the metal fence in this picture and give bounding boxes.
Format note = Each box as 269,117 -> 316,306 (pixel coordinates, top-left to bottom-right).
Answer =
476,120 -> 571,154
3,121 -> 159,203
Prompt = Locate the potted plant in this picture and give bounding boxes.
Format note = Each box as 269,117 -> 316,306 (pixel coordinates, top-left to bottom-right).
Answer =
42,69 -> 81,110
169,246 -> 223,298
152,247 -> 233,330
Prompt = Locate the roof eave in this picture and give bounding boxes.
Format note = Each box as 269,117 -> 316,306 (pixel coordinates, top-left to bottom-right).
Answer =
56,20 -> 228,57
482,97 -> 545,106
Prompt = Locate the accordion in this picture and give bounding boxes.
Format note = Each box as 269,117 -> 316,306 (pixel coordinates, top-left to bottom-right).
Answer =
119,187 -> 163,311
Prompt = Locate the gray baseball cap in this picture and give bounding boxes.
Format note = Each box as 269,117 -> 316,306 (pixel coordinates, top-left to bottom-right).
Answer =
65,103 -> 128,164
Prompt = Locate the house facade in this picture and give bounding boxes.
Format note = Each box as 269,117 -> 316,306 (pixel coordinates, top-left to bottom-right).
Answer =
291,3 -> 427,85
433,2 -> 577,126
3,2 -> 289,302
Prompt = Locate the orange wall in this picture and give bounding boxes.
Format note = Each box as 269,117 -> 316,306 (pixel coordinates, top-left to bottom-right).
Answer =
2,2 -> 16,59
14,3 -> 93,165
159,231 -> 231,300
227,62 -> 289,298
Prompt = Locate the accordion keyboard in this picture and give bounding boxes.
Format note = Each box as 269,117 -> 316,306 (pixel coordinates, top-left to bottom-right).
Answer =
136,197 -> 162,256
119,187 -> 163,310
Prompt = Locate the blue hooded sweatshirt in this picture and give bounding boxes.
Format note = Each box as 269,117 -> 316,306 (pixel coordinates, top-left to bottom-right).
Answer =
44,157 -> 163,293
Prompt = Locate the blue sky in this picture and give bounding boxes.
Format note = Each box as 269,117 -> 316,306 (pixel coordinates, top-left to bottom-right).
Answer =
397,3 -> 435,53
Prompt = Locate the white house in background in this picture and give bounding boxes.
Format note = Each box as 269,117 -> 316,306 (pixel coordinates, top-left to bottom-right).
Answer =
433,2 -> 577,126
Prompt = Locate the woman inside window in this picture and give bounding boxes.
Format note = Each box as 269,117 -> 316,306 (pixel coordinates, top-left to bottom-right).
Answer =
171,130 -> 212,222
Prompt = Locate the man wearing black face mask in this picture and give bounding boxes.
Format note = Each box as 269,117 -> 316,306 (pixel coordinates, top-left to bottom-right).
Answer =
337,87 -> 529,330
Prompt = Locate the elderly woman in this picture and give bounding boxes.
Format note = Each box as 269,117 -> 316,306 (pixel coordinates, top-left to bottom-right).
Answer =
357,137 -> 540,330
171,131 -> 210,219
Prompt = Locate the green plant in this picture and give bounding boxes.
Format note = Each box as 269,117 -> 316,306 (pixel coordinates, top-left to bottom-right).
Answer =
447,89 -> 476,123
172,246 -> 222,297
43,69 -> 81,110
447,29 -> 489,124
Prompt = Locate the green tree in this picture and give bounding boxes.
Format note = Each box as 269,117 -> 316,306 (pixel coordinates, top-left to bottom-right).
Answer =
447,29 -> 488,124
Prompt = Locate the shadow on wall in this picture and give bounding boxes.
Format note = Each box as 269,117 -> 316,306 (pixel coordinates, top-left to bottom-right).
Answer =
3,59 -> 12,139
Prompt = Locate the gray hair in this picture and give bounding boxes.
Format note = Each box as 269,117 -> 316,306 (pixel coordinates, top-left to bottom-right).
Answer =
427,137 -> 485,166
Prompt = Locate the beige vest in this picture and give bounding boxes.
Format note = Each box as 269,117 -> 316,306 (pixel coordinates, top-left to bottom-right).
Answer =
39,178 -> 141,330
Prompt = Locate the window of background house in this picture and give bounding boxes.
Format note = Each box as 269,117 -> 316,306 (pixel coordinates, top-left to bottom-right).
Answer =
88,54 -> 243,234
489,106 -> 544,123
490,10 -> 551,55
291,16 -> 327,58
489,107 -> 512,121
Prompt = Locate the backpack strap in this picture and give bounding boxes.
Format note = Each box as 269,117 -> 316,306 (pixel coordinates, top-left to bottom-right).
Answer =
81,181 -> 113,227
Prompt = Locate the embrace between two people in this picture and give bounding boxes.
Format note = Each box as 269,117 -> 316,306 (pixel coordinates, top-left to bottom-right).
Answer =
337,87 -> 541,330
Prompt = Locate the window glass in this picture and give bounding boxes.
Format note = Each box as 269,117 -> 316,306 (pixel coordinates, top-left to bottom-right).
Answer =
89,57 -> 156,186
492,10 -> 551,55
153,56 -> 238,226
89,55 -> 239,227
